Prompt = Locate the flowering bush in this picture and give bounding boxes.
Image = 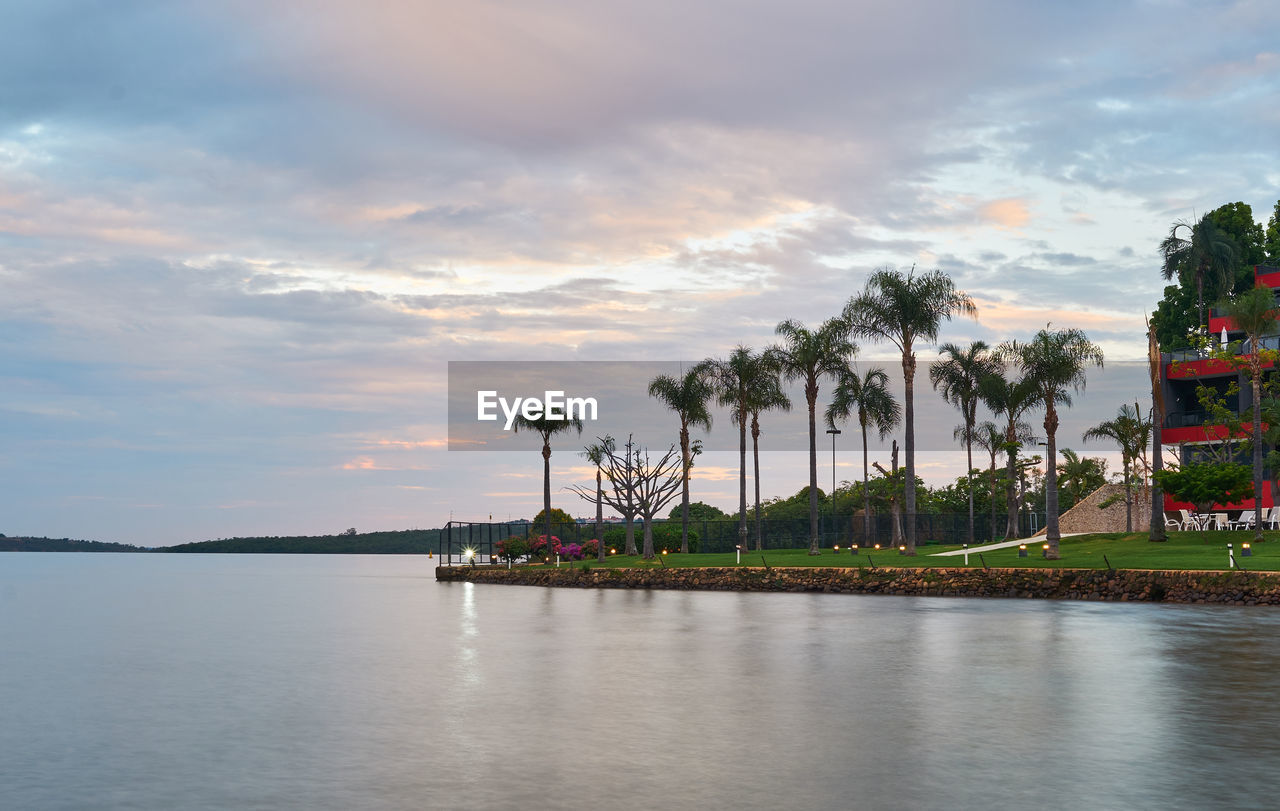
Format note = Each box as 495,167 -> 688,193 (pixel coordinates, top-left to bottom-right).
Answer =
582,539 -> 599,557
529,535 -> 562,557
496,537 -> 530,562
559,542 -> 584,560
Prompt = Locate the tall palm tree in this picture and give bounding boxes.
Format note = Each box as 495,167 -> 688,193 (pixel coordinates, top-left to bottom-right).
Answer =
972,420 -> 1007,542
1222,284 -> 1279,542
826,366 -> 900,546
845,267 -> 977,554
512,413 -> 584,561
1000,327 -> 1105,558
1083,406 -> 1146,531
745,358 -> 790,551
648,369 -> 714,554
980,370 -> 1040,540
769,318 -> 856,555
580,436 -> 615,562
698,347 -> 761,551
1160,214 -> 1240,330
930,341 -> 997,546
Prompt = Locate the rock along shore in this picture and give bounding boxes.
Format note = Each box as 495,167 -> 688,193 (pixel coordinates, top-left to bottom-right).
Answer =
435,564 -> 1280,605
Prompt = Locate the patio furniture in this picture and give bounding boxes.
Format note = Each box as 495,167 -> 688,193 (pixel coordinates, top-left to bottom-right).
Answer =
1177,510 -> 1202,530
1267,507 -> 1280,530
1209,513 -> 1229,531
1231,511 -> 1257,531
1164,512 -> 1183,531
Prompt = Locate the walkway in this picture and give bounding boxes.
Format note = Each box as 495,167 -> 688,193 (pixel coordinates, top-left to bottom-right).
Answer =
928,533 -> 1085,557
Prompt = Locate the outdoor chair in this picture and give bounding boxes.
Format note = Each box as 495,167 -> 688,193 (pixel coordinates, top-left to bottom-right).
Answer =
1267,507 -> 1280,530
1209,513 -> 1229,531
1231,512 -> 1257,531
1164,512 -> 1182,531
1177,509 -> 1200,530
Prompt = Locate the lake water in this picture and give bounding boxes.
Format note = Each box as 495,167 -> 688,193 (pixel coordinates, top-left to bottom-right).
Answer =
4,554 -> 1280,810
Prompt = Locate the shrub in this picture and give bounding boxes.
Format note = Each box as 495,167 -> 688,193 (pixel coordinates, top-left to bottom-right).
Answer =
582,539 -> 599,557
496,536 -> 530,562
601,523 -> 699,552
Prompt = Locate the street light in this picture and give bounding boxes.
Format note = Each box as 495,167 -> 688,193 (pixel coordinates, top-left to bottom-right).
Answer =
827,428 -> 841,546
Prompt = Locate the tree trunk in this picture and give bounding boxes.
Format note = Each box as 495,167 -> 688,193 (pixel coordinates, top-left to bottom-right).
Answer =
542,438 -> 552,562
595,468 -> 605,562
890,440 -> 903,546
625,517 -> 636,556
642,519 -> 654,559
1045,402 -> 1061,558
807,382 -> 820,555
680,423 -> 691,554
1150,412 -> 1166,542
752,413 -> 763,552
861,417 -> 871,545
1196,270 -> 1205,329
902,351 -> 917,554
1254,372 -> 1265,542
965,425 -> 975,546
1005,426 -> 1019,540
1123,455 -> 1132,533
990,455 -> 999,542
738,404 -> 748,551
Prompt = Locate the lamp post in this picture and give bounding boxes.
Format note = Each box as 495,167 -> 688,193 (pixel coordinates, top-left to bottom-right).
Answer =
827,428 -> 841,546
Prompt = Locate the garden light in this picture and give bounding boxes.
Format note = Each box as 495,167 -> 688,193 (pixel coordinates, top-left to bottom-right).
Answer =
874,544 -> 881,551
1018,544 -> 1027,558
834,545 -> 840,552
1042,543 -> 1050,559
610,548 -> 617,555
1243,542 -> 1252,557
898,545 -> 906,555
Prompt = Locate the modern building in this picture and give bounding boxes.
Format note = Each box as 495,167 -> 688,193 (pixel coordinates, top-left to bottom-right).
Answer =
1159,264 -> 1280,513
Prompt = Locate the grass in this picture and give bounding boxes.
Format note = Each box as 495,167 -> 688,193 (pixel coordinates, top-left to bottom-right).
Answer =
528,532 -> 1280,572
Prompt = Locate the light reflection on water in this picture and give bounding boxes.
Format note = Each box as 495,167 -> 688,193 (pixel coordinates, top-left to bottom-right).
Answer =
4,554 -> 1280,810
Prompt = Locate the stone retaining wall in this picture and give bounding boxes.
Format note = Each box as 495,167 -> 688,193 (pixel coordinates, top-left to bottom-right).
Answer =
435,564 -> 1280,605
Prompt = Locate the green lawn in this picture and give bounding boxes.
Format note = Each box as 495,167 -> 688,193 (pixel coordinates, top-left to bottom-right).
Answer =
531,532 -> 1280,572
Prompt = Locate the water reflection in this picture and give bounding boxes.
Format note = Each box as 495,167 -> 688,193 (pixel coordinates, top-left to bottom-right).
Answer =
6,556 -> 1280,810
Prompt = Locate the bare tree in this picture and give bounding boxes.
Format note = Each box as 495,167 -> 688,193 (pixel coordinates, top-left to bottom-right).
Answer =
632,445 -> 685,558
570,437 -> 684,559
570,435 -> 640,555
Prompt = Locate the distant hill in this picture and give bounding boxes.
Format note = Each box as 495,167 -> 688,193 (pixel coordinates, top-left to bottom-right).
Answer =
0,536 -> 148,552
157,528 -> 443,554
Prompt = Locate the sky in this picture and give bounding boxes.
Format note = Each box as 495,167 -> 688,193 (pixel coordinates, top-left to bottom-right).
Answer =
2,0 -> 1279,546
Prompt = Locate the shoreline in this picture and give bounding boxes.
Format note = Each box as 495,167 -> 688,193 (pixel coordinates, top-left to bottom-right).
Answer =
435,564 -> 1280,605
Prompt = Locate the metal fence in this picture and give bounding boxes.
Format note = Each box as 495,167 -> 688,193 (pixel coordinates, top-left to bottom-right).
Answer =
438,513 -> 1039,564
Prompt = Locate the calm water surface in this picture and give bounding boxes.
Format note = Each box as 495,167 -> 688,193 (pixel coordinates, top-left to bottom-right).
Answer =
4,553 -> 1280,810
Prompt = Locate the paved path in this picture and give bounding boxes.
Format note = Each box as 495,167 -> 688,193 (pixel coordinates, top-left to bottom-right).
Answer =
929,533 -> 1086,556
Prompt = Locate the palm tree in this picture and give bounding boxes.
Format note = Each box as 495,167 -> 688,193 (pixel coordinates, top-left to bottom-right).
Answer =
1000,327 -> 1104,558
512,413 -> 584,560
1222,284 -> 1279,542
1057,448 -> 1109,509
769,318 -> 856,555
930,341 -> 997,546
980,370 -> 1039,540
1160,214 -> 1240,330
972,420 -> 1007,541
1083,406 -> 1146,531
648,369 -> 714,554
698,347 -> 761,551
745,358 -> 790,551
845,267 -> 977,554
826,366 -> 900,546
580,436 -> 615,562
